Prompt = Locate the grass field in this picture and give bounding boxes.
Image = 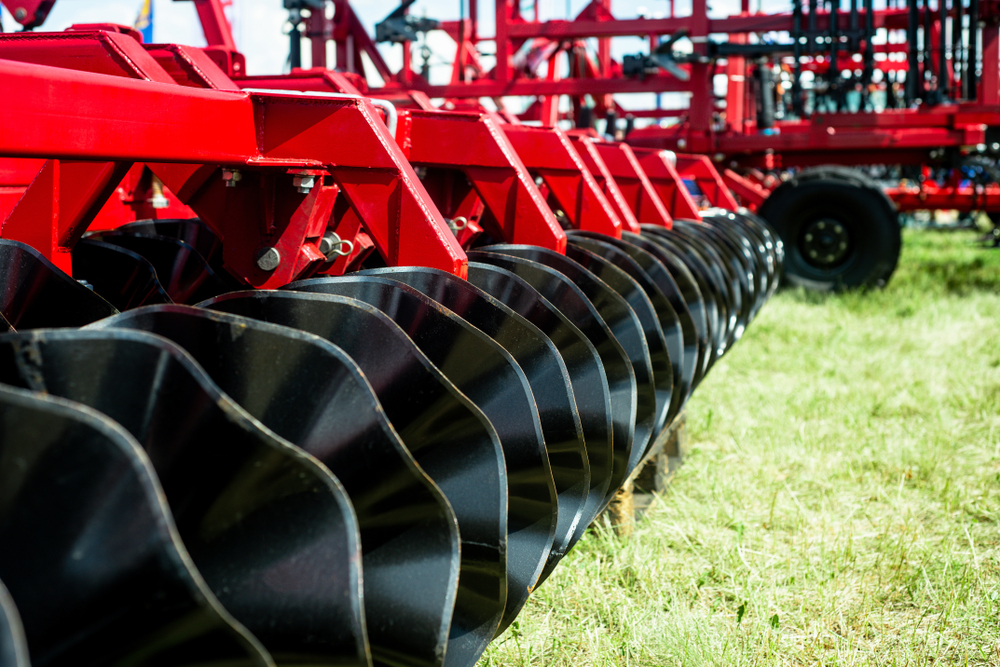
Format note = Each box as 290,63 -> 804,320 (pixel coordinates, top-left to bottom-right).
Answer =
478,228 -> 1000,666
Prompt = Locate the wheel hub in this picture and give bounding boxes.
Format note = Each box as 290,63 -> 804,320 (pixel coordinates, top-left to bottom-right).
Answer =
800,218 -> 850,267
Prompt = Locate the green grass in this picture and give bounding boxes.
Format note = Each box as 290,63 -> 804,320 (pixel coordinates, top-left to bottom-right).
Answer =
478,229 -> 1000,666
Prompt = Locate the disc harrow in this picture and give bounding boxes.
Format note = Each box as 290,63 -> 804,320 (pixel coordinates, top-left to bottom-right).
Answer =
0,27 -> 782,667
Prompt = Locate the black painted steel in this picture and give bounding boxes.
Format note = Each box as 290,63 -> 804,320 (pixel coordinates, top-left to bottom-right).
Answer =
467,250 -> 636,514
464,262 -> 614,564
0,329 -> 374,667
86,232 -> 233,304
90,308 -> 464,667
353,267 -> 589,572
276,277 -> 556,633
72,239 -> 172,311
200,292 -> 506,667
563,238 -> 677,437
117,218 -> 223,270
671,222 -> 747,347
476,245 -> 655,477
638,229 -> 724,375
570,231 -> 695,414
618,231 -> 707,394
0,580 -> 27,667
0,383 -> 271,667
0,240 -> 117,329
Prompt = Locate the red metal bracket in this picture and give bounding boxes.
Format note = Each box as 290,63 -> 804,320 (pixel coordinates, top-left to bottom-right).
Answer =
591,142 -> 673,227
674,155 -> 740,211
568,135 -> 642,233
630,148 -> 702,222
499,123 -> 622,237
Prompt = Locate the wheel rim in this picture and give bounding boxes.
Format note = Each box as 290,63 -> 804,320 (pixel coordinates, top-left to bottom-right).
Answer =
799,218 -> 851,269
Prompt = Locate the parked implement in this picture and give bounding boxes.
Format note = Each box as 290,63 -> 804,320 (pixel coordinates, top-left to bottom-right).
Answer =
0,8 -> 781,667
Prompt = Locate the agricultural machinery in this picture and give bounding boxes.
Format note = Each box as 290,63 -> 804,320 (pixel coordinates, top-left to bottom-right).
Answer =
0,0 -> 984,664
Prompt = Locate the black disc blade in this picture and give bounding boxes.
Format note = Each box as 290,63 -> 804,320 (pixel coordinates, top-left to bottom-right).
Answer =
474,245 -> 655,478
463,262 -> 614,569
619,231 -> 707,397
637,230 -> 723,378
466,250 -> 636,518
72,239 -> 172,311
0,383 -> 272,667
354,266 -> 589,574
571,230 -> 696,416
0,329 -> 371,667
0,240 -> 117,329
276,277 -> 557,633
0,582 -> 27,667
90,307 -> 465,667
86,232 -> 233,304
200,292 -> 506,666
562,240 -> 675,440
117,218 -> 223,269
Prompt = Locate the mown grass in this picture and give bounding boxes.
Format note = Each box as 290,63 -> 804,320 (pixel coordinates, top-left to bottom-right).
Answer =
478,228 -> 1000,666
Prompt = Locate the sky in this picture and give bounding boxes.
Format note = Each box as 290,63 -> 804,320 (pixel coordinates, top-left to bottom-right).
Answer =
0,0 -> 828,116
1,0 -> 770,76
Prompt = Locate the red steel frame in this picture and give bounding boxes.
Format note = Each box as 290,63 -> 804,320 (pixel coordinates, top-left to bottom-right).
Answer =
0,1 -> 752,288
287,0 -> 1000,214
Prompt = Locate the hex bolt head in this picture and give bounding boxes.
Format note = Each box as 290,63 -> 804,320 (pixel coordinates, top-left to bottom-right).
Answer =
14,7 -> 26,20
809,250 -> 818,258
805,233 -> 813,242
293,174 -> 316,194
255,247 -> 281,272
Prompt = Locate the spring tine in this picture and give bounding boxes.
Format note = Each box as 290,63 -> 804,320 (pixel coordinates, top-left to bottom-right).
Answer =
86,232 -> 233,304
352,267 -> 590,575
466,250 -> 636,516
72,240 -> 173,310
90,306 -> 467,667
0,329 -> 374,667
464,262 -> 614,570
0,240 -> 117,328
0,383 -> 273,667
476,246 -> 656,478
563,238 -> 677,437
276,277 -> 557,633
0,580 -> 26,667
565,233 -> 686,431
200,291 -> 507,666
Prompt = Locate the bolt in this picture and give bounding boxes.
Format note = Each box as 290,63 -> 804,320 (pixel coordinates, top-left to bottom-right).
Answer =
817,222 -> 826,230
14,7 -> 26,20
222,168 -> 242,187
809,250 -> 818,258
840,242 -> 847,250
255,247 -> 281,272
826,255 -> 835,262
292,174 -> 316,194
805,233 -> 813,242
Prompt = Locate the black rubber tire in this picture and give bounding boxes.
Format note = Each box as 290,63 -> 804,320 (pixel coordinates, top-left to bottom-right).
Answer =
759,167 -> 901,290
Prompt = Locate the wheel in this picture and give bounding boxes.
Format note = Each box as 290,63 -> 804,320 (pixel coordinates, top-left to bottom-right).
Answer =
759,167 -> 900,290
